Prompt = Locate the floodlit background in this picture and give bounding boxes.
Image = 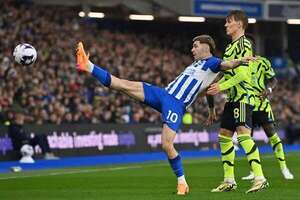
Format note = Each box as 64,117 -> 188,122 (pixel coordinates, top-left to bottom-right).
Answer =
0,1 -> 300,199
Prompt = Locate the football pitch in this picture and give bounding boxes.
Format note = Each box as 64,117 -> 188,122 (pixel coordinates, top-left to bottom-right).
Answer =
0,152 -> 299,200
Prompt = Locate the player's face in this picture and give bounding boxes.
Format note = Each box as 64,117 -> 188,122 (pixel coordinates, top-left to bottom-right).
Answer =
191,41 -> 208,60
225,16 -> 241,37
15,113 -> 25,123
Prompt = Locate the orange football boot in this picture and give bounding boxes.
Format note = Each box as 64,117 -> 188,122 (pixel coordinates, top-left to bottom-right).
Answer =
177,183 -> 189,195
76,42 -> 90,72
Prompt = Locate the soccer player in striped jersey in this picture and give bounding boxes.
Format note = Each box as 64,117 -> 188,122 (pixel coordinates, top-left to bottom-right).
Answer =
76,35 -> 253,195
241,37 -> 294,180
208,10 -> 268,193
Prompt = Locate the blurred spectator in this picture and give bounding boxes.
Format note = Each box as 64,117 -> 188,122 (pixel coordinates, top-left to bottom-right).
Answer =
7,107 -> 59,160
286,124 -> 300,144
0,0 -> 299,145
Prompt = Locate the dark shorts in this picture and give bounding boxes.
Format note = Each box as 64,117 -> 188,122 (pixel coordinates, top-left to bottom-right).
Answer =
252,110 -> 275,127
220,102 -> 254,131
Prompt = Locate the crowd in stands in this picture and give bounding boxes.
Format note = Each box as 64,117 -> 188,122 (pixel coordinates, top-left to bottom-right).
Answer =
1,1 -> 300,131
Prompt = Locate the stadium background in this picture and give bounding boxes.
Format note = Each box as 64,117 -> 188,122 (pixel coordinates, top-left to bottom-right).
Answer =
0,0 -> 299,168
1,0 -> 299,159
0,1 -> 300,199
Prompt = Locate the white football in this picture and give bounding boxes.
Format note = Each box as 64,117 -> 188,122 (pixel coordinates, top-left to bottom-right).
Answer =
13,43 -> 37,65
20,144 -> 34,157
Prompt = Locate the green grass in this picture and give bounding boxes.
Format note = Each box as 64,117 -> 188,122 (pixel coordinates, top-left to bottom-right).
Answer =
0,152 -> 299,200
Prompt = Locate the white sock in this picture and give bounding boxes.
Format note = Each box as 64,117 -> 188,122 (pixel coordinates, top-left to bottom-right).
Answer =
87,60 -> 94,73
254,176 -> 266,181
224,177 -> 236,184
178,175 -> 186,184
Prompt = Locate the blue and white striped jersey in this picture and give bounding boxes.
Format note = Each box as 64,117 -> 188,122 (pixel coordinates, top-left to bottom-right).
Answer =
165,56 -> 222,107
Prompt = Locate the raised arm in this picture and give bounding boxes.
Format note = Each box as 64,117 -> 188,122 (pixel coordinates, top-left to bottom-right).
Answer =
207,64 -> 250,95
220,56 -> 255,70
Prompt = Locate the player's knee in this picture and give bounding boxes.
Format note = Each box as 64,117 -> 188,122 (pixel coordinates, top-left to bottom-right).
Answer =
219,128 -> 233,137
263,124 -> 276,137
236,126 -> 251,135
119,80 -> 136,92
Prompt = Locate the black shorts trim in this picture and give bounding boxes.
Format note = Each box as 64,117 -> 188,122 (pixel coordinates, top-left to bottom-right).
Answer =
220,102 -> 253,131
252,110 -> 275,127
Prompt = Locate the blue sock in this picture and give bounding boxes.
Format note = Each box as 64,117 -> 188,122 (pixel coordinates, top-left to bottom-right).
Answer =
92,65 -> 111,87
168,155 -> 184,177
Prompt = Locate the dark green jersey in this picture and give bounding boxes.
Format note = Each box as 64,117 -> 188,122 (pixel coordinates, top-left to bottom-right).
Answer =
222,35 -> 255,105
250,56 -> 276,111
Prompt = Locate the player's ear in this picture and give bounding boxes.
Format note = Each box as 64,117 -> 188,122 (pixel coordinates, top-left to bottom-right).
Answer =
238,21 -> 242,28
205,44 -> 210,52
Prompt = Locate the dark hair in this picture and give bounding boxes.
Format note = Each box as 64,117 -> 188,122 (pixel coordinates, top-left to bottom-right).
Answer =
192,35 -> 216,55
226,10 -> 248,30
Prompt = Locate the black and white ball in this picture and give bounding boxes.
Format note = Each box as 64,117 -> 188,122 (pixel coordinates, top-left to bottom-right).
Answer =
20,144 -> 34,157
13,43 -> 37,65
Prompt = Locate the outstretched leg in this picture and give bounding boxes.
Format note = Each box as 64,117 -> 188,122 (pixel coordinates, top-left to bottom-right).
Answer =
76,42 -> 144,102
77,42 -> 188,194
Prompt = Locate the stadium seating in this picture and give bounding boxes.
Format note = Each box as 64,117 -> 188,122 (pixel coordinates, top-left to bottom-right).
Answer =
0,1 -> 299,128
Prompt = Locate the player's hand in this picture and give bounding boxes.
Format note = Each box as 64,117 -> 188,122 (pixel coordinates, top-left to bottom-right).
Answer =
76,42 -> 90,72
206,108 -> 217,126
259,88 -> 271,100
207,83 -> 221,95
240,56 -> 257,64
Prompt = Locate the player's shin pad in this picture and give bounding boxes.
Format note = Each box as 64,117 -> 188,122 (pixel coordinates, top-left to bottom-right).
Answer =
238,134 -> 264,178
219,135 -> 235,179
